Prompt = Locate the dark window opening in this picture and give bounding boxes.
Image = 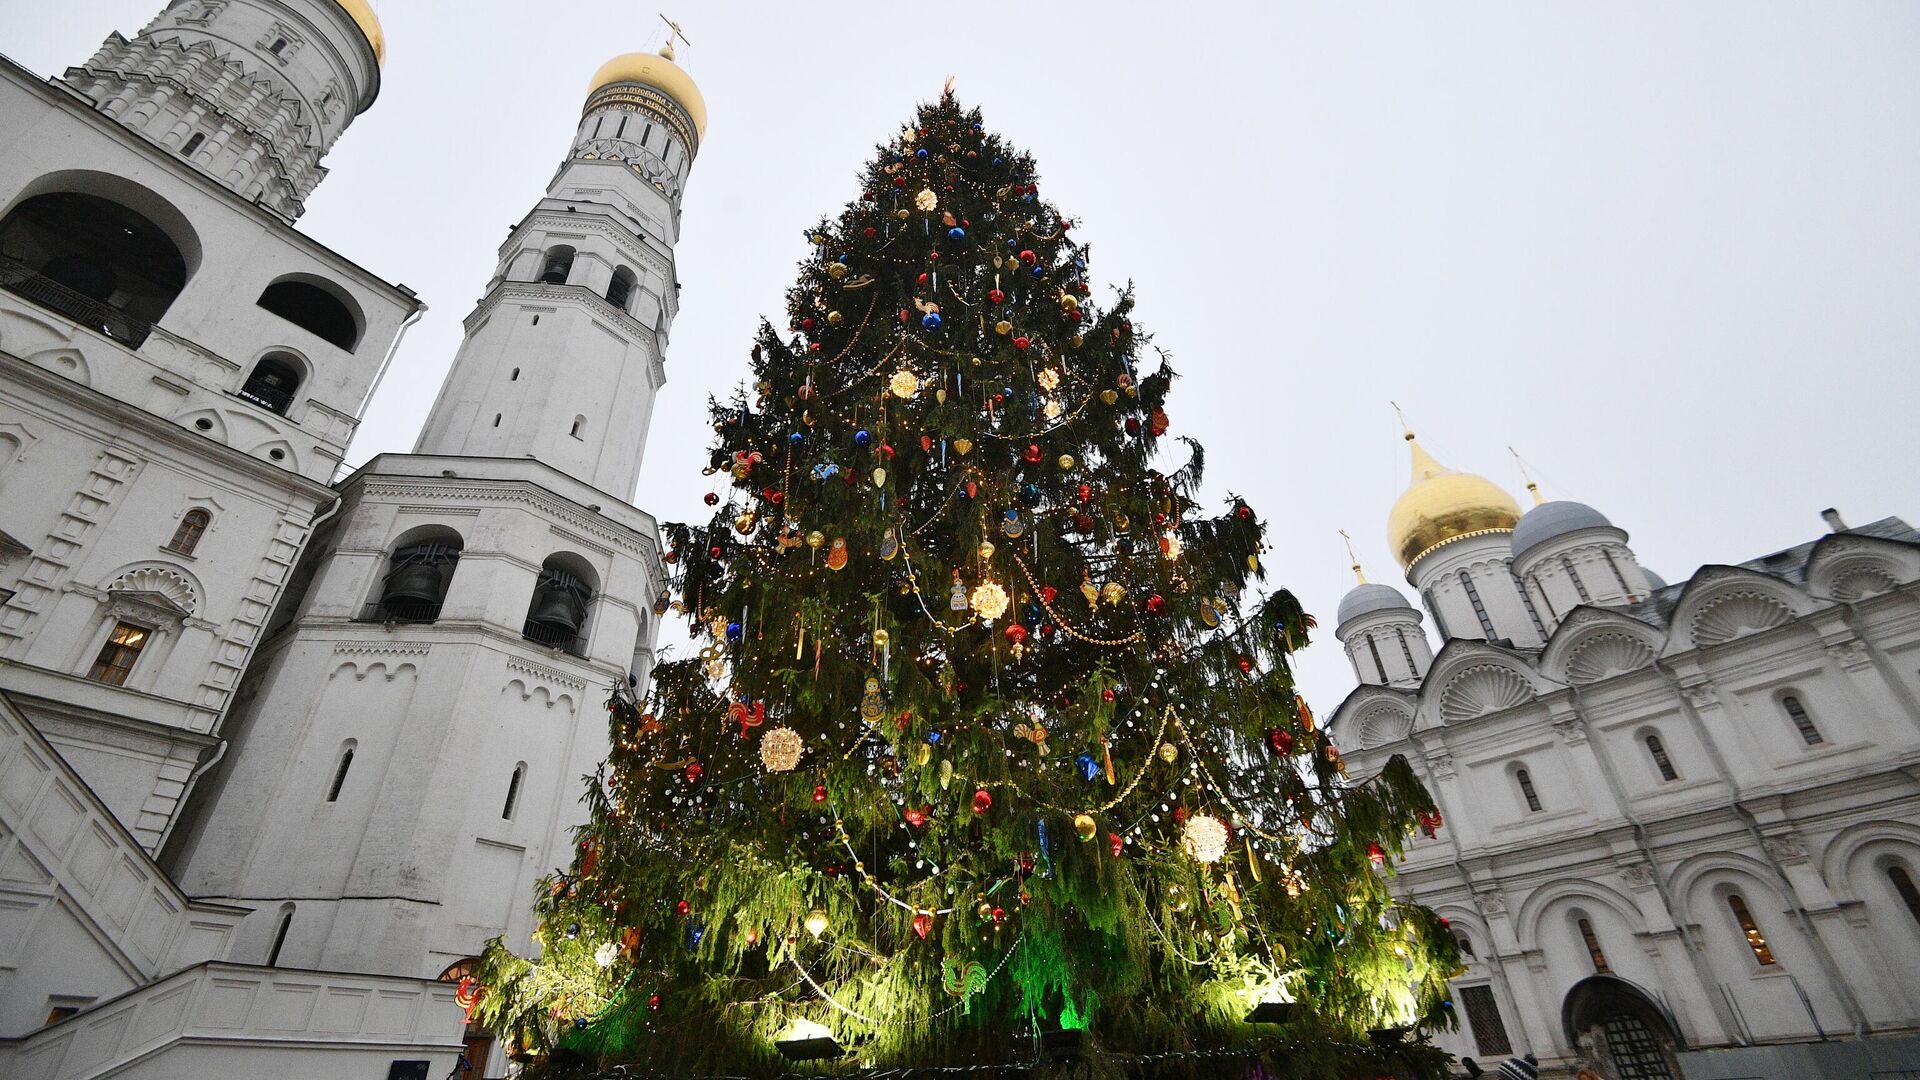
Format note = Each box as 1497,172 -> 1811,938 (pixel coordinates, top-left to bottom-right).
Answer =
1646,734 -> 1678,781
1889,866 -> 1920,928
180,132 -> 205,157
168,508 -> 210,554
257,279 -> 359,350
523,557 -> 594,656
238,354 -> 301,414
1727,894 -> 1777,965
539,246 -> 574,284
87,622 -> 150,685
569,415 -> 585,438
1603,549 -> 1637,600
326,745 -> 354,802
1365,633 -> 1388,684
510,367 -> 520,380
0,190 -> 190,345
502,764 -> 524,820
1459,984 -> 1511,1057
45,1005 -> 82,1026
1579,917 -> 1612,973
1460,571 -> 1496,639
615,115 -> 628,140
606,267 -> 635,309
270,37 -> 287,55
1515,571 -> 1548,637
373,538 -> 461,623
1782,695 -> 1823,745
492,413 -> 501,428
1516,767 -> 1543,813
1562,556 -> 1592,602
266,906 -> 294,966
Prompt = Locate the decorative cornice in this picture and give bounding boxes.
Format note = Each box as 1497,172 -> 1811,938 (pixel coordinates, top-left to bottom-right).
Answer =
358,479 -> 656,562
332,639 -> 432,656
506,654 -> 587,693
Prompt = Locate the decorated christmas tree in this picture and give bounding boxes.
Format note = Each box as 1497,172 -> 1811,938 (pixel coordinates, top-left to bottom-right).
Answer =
473,90 -> 1459,1078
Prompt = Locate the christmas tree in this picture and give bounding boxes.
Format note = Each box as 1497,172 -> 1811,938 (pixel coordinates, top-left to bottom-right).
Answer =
473,90 -> 1460,1078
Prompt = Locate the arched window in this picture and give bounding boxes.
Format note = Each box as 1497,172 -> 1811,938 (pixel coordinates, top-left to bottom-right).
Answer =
1577,917 -> 1612,973
269,37 -> 287,55
180,132 -> 205,157
1781,695 -> 1823,745
326,740 -> 356,802
1454,933 -> 1475,959
238,354 -> 302,415
1888,865 -> 1920,929
569,415 -> 586,439
539,245 -> 575,284
372,526 -> 463,623
1515,767 -> 1543,813
1726,893 -> 1777,966
606,266 -> 636,309
0,189 -> 191,345
167,509 -> 211,555
509,367 -> 520,381
1645,733 -> 1678,782
523,553 -> 597,655
1458,570 -> 1497,638
266,903 -> 295,966
502,763 -> 526,820
257,277 -> 362,350
492,413 -> 501,428
87,621 -> 151,685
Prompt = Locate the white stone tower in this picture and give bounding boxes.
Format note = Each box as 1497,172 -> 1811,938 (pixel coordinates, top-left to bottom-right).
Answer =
1386,428 -> 1545,647
0,0 -> 414,855
1510,493 -> 1654,632
410,48 -> 706,503
163,46 -> 699,989
62,0 -> 385,221
1334,538 -> 1432,688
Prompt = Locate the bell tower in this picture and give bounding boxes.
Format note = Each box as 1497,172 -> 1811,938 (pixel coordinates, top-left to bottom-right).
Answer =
162,44 -> 700,986
411,41 -> 705,503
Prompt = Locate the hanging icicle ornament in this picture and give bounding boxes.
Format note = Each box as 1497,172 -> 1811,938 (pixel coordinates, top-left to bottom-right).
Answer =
759,726 -> 806,773
1181,813 -> 1230,864
969,581 -> 1010,622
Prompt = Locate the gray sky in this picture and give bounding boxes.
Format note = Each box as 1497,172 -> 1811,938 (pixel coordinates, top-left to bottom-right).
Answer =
12,2 -> 1919,710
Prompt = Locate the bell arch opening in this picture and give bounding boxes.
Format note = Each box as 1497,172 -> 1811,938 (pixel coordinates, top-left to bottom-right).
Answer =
1561,974 -> 1683,1080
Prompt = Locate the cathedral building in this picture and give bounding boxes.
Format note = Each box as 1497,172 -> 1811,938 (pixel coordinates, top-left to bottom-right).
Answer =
1329,430 -> 1920,1079
0,3 -> 699,1076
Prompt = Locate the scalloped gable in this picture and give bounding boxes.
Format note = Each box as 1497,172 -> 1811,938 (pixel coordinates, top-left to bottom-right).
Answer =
1418,639 -> 1550,725
1327,683 -> 1418,742
1539,607 -> 1664,686
1660,565 -> 1823,656
1803,533 -> 1920,602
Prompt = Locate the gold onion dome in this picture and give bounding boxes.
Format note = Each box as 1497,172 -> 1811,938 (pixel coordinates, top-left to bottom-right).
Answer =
1386,434 -> 1522,569
333,0 -> 384,66
587,46 -> 708,141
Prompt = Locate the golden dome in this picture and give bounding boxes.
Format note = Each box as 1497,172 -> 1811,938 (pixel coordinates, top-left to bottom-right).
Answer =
333,0 -> 384,67
1386,435 -> 1522,569
588,47 -> 707,141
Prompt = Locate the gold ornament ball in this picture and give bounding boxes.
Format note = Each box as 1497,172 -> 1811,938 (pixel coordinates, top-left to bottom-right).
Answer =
1057,454 -> 1075,470
1099,389 -> 1119,406
995,320 -> 1013,336
810,233 -> 827,245
759,726 -> 806,773
976,901 -> 994,921
1073,813 -> 1098,842
1158,742 -> 1179,763
889,370 -> 919,398
953,438 -> 973,456
895,208 -> 911,221
804,909 -> 830,938
807,531 -> 826,550
825,263 -> 847,280
978,540 -> 996,560
827,310 -> 844,327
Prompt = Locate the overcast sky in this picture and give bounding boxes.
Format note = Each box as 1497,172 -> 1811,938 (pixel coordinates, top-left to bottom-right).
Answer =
11,2 -> 1919,710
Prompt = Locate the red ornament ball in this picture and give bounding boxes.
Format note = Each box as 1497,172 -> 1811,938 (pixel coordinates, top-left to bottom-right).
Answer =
813,784 -> 828,803
1109,832 -> 1124,858
708,545 -> 723,559
1101,688 -> 1116,702
864,226 -> 877,238
1236,504 -> 1254,520
1038,623 -> 1055,638
1072,512 -> 1095,533
1018,249 -> 1038,266
1368,842 -> 1387,867
703,492 -> 719,506
988,288 -> 1005,304
1023,443 -> 1043,464
807,342 -> 822,353
893,176 -> 907,188
648,993 -> 662,1011
801,317 -> 815,330
1238,655 -> 1254,674
1125,416 -> 1142,435
1005,624 -> 1028,644
1268,729 -> 1294,756
972,789 -> 993,814
1145,593 -> 1166,614
675,899 -> 691,916
684,762 -> 704,784
1013,335 -> 1031,351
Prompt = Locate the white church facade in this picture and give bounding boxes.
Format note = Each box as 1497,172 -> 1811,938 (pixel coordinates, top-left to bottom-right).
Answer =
1329,432 -> 1920,1079
0,3 -> 699,1076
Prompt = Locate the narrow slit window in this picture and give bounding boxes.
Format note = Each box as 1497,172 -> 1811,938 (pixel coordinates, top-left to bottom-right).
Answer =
1459,571 -> 1496,638
1727,893 -> 1777,965
270,38 -> 287,55
1646,734 -> 1678,781
267,906 -> 294,966
492,413 -> 501,428
1888,866 -> 1920,928
181,132 -> 204,157
570,415 -> 585,438
1562,556 -> 1592,602
87,622 -> 150,685
1516,768 -> 1543,813
1578,918 -> 1611,973
502,763 -> 525,820
1365,634 -> 1389,683
326,743 -> 354,802
642,122 -> 653,146
510,368 -> 520,381
615,115 -> 628,139
169,508 -> 211,554
1782,695 -> 1823,745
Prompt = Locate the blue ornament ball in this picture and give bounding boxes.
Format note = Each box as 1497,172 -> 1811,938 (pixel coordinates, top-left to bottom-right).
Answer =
726,621 -> 743,641
1020,483 -> 1042,506
1025,604 -> 1043,625
1032,265 -> 1045,277
948,226 -> 966,241
993,156 -> 1005,165
575,1017 -> 589,1030
916,147 -> 928,159
927,730 -> 943,745
854,429 -> 872,447
921,312 -> 942,330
